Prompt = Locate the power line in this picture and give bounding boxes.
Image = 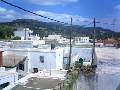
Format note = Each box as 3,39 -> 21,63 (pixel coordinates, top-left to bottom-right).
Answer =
1,0 -> 115,28
1,0 -> 68,25
73,19 -> 92,23
96,21 -> 114,26
82,22 -> 94,27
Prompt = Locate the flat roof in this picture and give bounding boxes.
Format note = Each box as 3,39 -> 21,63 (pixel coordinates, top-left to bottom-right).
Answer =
4,48 -> 62,53
0,72 -> 16,79
96,47 -> 120,59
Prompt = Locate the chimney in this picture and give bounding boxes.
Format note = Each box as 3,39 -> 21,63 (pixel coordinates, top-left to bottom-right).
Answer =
0,51 -> 3,67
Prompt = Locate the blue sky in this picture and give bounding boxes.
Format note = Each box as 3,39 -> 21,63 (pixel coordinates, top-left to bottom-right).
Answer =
0,0 -> 120,32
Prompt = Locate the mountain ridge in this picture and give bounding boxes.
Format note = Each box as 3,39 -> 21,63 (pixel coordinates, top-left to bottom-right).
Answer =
0,19 -> 120,39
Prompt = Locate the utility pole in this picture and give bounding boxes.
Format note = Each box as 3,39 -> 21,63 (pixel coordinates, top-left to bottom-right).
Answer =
92,18 -> 97,67
25,23 -> 26,40
112,20 -> 115,39
69,17 -> 72,69
93,18 -> 96,49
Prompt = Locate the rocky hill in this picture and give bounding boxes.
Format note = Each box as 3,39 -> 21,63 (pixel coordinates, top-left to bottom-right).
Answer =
0,19 -> 120,39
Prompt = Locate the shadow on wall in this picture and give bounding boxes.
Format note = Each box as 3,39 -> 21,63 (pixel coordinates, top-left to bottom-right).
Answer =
116,84 -> 120,90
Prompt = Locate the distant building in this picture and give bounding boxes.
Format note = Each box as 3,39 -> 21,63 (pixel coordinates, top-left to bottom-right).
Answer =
59,38 -> 74,44
14,27 -> 33,40
75,37 -> 90,43
14,27 -> 40,40
98,39 -> 118,47
43,34 -> 73,45
44,35 -> 62,40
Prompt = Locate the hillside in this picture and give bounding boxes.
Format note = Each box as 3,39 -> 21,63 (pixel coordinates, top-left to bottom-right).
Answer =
0,19 -> 120,39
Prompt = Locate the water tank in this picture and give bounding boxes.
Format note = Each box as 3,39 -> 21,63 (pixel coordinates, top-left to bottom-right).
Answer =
51,44 -> 55,50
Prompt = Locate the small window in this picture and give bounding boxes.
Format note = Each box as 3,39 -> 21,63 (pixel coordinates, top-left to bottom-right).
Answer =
40,56 -> 44,63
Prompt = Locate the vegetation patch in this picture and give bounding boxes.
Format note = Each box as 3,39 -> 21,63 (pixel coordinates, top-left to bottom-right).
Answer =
66,71 -> 79,90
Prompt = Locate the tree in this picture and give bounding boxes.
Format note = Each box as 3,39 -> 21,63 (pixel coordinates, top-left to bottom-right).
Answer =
0,25 -> 14,39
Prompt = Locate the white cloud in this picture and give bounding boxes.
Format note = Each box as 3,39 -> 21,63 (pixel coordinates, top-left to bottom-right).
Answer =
0,7 -> 16,15
0,7 -> 91,25
0,7 -> 17,22
115,5 -> 120,10
24,0 -> 78,5
20,10 -> 91,24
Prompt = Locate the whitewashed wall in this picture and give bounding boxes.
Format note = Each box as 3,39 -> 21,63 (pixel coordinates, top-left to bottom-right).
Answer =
4,49 -> 28,56
64,47 -> 92,62
29,49 -> 63,71
14,31 -> 30,40
0,73 -> 18,85
3,48 -> 64,73
46,35 -> 61,40
55,49 -> 63,70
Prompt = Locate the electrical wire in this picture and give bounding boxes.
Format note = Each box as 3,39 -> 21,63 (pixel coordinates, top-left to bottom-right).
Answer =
1,0 -> 115,28
82,22 -> 94,27
96,21 -> 114,26
1,0 -> 68,25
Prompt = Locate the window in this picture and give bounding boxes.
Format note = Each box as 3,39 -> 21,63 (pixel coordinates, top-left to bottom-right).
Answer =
40,56 -> 44,63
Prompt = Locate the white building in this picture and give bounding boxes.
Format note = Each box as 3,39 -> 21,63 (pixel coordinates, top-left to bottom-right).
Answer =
44,35 -> 62,40
11,40 -> 45,48
14,27 -> 33,40
58,38 -> 74,44
14,27 -> 40,40
2,48 -> 64,73
29,48 -> 63,72
64,47 -> 93,66
0,67 -> 18,89
75,37 -> 90,43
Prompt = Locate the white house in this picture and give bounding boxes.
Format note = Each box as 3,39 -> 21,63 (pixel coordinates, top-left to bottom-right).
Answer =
14,27 -> 33,40
64,47 -> 93,66
2,48 -> 64,73
14,27 -> 40,40
29,48 -> 63,72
